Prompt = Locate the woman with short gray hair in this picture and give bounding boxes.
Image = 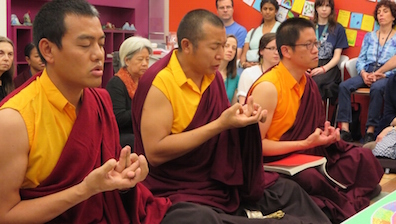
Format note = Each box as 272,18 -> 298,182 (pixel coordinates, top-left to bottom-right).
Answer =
106,36 -> 152,149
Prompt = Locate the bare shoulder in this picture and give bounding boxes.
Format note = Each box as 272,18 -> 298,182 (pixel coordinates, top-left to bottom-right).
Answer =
0,108 -> 29,153
252,81 -> 278,106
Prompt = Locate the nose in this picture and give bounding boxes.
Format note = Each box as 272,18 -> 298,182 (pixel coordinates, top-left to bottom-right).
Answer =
142,59 -> 149,66
91,43 -> 104,61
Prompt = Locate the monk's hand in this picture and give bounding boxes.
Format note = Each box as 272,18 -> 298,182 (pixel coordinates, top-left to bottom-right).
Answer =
219,97 -> 265,129
305,128 -> 337,148
81,158 -> 139,195
115,146 -> 132,173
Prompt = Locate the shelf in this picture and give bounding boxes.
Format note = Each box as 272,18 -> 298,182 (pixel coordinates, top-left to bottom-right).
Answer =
7,0 -> 141,86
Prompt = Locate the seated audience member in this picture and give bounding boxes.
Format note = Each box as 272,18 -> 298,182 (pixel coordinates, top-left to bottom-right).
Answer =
237,33 -> 279,103
0,0 -> 171,223
133,9 -> 331,224
216,0 -> 247,59
0,36 -> 15,101
309,0 -> 348,103
337,0 -> 396,143
14,43 -> 45,88
248,17 -> 384,223
218,35 -> 239,104
106,36 -> 152,148
240,0 -> 280,69
363,73 -> 396,157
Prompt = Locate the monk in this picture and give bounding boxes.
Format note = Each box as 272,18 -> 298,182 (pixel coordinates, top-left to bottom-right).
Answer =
248,17 -> 384,223
133,9 -> 331,223
0,0 -> 170,223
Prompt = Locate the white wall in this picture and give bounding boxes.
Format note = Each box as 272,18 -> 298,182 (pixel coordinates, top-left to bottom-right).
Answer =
0,0 -> 6,37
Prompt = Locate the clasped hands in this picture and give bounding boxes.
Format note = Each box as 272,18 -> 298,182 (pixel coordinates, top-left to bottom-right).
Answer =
83,146 -> 148,195
220,96 -> 267,129
362,71 -> 386,86
305,121 -> 340,148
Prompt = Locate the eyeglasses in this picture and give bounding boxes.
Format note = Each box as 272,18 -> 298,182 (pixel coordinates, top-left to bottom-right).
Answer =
264,47 -> 277,51
289,41 -> 321,50
218,6 -> 232,10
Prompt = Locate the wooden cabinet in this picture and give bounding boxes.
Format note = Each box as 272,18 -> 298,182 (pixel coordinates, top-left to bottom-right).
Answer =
6,0 -> 148,87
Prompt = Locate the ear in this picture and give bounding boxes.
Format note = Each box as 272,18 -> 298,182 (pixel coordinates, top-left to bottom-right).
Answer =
38,38 -> 55,64
180,38 -> 193,54
280,45 -> 292,59
259,48 -> 265,57
25,56 -> 31,65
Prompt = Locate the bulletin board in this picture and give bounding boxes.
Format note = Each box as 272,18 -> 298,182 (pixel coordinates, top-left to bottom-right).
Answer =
169,0 -> 381,58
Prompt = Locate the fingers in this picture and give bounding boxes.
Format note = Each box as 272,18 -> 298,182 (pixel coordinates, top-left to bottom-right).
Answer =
115,146 -> 131,173
260,109 -> 267,123
101,159 -> 117,174
246,96 -> 254,117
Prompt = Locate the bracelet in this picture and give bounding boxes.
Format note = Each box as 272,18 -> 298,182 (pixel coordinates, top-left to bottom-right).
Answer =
321,66 -> 326,73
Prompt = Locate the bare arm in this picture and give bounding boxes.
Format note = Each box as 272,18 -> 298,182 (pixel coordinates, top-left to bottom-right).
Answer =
236,48 -> 242,60
375,55 -> 396,74
141,86 -> 265,167
0,109 -> 146,223
252,82 -> 339,156
239,43 -> 249,67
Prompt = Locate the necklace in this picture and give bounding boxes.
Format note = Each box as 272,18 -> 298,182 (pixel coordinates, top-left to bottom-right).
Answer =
375,29 -> 393,70
315,23 -> 329,44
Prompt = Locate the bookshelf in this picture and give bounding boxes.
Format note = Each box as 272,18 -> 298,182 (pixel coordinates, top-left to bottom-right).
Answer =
6,0 -> 148,87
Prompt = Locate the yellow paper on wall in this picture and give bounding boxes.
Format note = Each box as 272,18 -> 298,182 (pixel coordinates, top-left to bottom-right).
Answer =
345,29 -> 357,47
291,0 -> 305,14
337,10 -> 351,28
299,15 -> 310,20
361,14 -> 375,32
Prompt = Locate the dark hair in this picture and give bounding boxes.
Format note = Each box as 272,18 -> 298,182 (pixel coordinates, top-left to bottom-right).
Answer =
177,9 -> 224,50
24,43 -> 36,58
313,0 -> 337,33
276,18 -> 315,59
225,35 -> 238,79
260,0 -> 279,24
216,0 -> 234,8
258,33 -> 276,61
0,36 -> 15,95
33,0 -> 99,63
374,0 -> 396,27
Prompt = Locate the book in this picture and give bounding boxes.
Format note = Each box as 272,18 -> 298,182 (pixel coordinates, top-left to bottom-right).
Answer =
264,154 -> 347,189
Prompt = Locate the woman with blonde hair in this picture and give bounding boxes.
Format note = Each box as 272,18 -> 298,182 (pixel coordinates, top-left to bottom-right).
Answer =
106,36 -> 152,149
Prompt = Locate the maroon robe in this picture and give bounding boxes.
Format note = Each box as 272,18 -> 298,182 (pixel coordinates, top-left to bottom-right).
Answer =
1,72 -> 171,223
266,75 -> 384,223
132,50 -> 279,214
14,69 -> 32,88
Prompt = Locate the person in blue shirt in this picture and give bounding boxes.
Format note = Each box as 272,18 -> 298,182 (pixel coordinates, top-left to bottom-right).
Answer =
308,0 -> 348,104
337,0 -> 396,143
216,0 -> 247,59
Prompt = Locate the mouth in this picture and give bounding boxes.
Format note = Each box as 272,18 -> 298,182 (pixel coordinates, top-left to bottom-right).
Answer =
91,65 -> 103,77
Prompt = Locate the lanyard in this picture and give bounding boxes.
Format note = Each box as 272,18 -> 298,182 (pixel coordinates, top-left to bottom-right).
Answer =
375,29 -> 393,69
315,24 -> 329,43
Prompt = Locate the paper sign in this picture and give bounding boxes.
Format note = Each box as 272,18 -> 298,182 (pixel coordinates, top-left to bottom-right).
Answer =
281,0 -> 294,9
243,0 -> 255,6
291,0 -> 304,14
302,1 -> 315,18
350,13 -> 363,29
299,15 -> 310,20
361,14 -> 375,32
337,10 -> 351,28
276,6 -> 289,22
355,31 -> 366,47
253,0 -> 261,11
345,28 -> 357,47
287,10 -> 296,18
